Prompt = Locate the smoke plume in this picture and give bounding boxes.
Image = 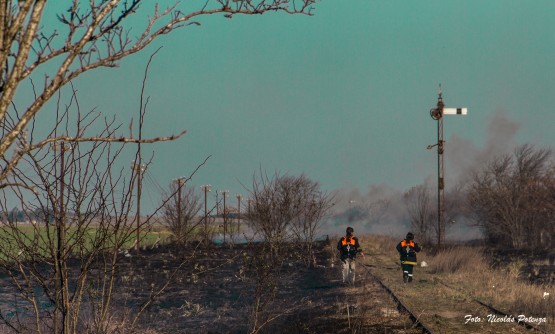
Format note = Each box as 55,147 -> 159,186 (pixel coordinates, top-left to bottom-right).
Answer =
323,111 -> 522,242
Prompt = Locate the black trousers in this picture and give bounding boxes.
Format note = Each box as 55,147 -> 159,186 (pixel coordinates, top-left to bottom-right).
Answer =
401,263 -> 414,282
401,263 -> 414,275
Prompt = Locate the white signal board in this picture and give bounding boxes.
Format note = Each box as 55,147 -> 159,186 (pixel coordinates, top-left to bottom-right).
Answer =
443,108 -> 467,115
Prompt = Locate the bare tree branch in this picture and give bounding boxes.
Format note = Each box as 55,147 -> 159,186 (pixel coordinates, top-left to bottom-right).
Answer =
1,0 -> 315,181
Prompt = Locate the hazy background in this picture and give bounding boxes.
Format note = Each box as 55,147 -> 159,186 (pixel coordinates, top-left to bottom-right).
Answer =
19,1 -> 555,240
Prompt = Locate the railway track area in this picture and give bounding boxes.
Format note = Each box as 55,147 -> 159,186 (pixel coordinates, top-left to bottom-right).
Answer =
357,248 -> 551,334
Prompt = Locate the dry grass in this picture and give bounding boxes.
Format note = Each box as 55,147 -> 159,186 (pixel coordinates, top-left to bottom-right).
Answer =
363,234 -> 398,254
360,235 -> 554,332
427,246 -> 488,274
426,246 -> 554,331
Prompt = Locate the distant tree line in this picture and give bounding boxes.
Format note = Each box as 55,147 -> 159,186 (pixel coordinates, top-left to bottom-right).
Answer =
1,208 -> 59,223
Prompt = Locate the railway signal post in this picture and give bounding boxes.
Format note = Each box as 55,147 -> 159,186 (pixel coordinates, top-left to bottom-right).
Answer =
427,86 -> 467,250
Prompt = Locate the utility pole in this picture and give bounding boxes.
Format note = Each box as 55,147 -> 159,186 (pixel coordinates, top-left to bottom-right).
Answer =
201,184 -> 212,245
427,85 -> 467,250
236,194 -> 243,234
220,190 -> 229,243
132,161 -> 146,250
175,177 -> 185,238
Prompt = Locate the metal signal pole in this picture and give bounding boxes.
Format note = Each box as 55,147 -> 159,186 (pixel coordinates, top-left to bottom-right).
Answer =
427,85 -> 467,250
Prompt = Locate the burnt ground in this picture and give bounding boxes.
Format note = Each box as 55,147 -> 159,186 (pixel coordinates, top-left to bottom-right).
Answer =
2,241 -> 552,333
114,241 -> 421,334
489,248 -> 555,284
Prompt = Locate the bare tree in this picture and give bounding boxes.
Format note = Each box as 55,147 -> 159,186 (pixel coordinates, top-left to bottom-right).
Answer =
469,144 -> 555,250
246,172 -> 292,258
0,0 -> 315,188
404,185 -> 435,245
244,172 -> 333,332
404,181 -> 471,247
246,172 -> 331,257
244,175 -> 292,332
288,175 -> 334,267
161,180 -> 202,246
0,103 -> 144,333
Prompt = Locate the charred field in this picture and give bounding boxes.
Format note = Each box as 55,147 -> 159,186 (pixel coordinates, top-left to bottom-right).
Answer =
2,237 -> 553,333
111,240 -> 419,333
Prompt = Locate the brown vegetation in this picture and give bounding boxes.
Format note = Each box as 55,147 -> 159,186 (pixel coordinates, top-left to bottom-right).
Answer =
365,234 -> 554,333
468,144 -> 555,251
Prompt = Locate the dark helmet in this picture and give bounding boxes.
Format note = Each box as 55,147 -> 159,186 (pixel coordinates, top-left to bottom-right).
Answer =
346,227 -> 354,234
406,232 -> 414,240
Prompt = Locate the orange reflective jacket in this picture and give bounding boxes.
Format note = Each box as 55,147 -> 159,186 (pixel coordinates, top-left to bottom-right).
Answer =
341,236 -> 356,246
400,240 -> 415,248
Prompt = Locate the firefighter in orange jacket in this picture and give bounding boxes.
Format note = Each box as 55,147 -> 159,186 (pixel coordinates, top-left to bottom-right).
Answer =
396,232 -> 421,283
337,227 -> 364,285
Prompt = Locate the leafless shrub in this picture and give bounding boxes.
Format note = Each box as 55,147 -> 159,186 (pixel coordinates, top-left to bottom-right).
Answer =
243,172 -> 333,332
242,172 -> 296,333
161,180 -> 202,246
246,172 -> 333,265
404,185 -> 436,245
404,182 -> 466,250
468,144 -> 555,251
245,172 -> 293,259
289,178 -> 334,267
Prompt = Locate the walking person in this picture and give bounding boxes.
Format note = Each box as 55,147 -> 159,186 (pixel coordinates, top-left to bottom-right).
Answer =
396,232 -> 421,283
337,227 -> 364,285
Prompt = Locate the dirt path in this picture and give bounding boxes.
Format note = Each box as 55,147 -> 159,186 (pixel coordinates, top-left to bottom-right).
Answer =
268,261 -> 423,334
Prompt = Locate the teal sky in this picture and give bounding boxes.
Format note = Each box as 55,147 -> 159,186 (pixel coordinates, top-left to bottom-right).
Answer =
32,1 -> 555,213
